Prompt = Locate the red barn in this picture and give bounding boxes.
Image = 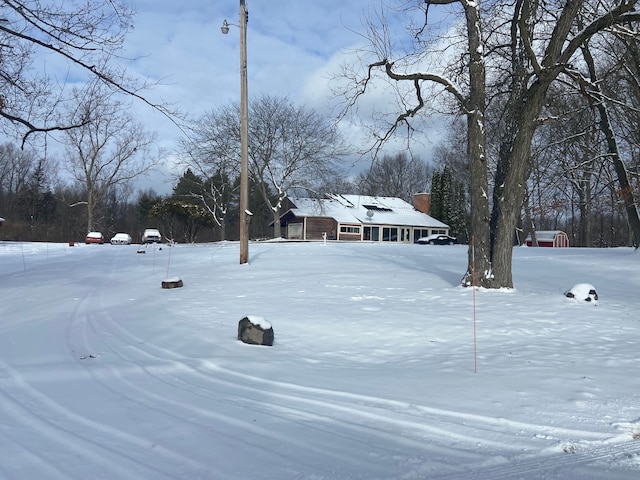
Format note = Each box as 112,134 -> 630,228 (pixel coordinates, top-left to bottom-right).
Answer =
526,230 -> 569,247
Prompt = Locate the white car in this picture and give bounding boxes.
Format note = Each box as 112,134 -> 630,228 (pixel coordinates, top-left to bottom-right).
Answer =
110,233 -> 132,245
142,228 -> 162,243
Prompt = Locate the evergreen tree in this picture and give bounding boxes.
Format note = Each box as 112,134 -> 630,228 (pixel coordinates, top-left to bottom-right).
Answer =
430,170 -> 444,221
137,190 -> 163,224
431,167 -> 469,241
172,169 -> 204,201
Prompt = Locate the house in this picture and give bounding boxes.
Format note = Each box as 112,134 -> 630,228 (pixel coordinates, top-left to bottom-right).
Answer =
279,194 -> 450,243
525,230 -> 569,247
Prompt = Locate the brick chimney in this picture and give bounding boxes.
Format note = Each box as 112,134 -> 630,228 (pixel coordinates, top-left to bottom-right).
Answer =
413,193 -> 430,214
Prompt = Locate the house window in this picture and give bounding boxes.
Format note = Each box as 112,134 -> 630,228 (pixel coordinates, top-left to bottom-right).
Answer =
382,227 -> 398,241
364,226 -> 379,241
340,225 -> 360,234
413,229 -> 429,242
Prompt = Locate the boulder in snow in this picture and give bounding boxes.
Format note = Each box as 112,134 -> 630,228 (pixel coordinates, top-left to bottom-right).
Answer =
565,283 -> 598,305
162,277 -> 183,289
238,316 -> 274,346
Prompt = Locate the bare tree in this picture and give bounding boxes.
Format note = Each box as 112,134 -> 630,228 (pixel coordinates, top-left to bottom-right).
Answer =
186,95 -> 348,239
357,151 -> 432,202
577,39 -> 640,248
0,141 -> 57,238
0,0 -> 171,145
337,0 -> 640,288
63,82 -> 159,232
529,94 -> 604,247
249,95 -> 348,238
178,107 -> 240,241
0,142 -> 35,200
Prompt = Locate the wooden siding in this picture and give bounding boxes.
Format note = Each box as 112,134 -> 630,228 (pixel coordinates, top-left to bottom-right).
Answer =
304,217 -> 337,240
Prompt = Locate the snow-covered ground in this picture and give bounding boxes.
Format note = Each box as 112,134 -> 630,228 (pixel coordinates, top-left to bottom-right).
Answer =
0,240 -> 638,479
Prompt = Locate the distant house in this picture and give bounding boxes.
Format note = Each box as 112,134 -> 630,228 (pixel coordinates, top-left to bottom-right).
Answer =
279,194 -> 450,243
525,230 -> 569,248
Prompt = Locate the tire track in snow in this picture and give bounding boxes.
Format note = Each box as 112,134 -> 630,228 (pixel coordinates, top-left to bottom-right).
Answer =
0,249 -> 212,480
61,250 -> 386,476
81,251 -> 611,451
430,437 -> 640,479
60,263 -> 483,473
75,303 -> 436,473
0,421 -> 68,480
86,300 -> 619,471
59,247 -> 630,478
0,357 -> 178,480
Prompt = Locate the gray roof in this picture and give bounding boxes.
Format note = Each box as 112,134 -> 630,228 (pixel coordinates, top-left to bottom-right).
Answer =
287,194 -> 449,228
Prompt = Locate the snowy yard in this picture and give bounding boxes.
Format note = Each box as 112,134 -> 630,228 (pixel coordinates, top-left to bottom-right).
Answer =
0,240 -> 638,479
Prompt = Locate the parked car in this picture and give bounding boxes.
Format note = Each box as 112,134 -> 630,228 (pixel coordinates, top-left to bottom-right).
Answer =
85,231 -> 104,244
416,234 -> 457,245
110,233 -> 132,245
142,228 -> 162,243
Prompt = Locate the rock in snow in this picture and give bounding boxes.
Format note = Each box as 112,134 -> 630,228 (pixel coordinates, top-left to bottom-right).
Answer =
238,316 -> 274,346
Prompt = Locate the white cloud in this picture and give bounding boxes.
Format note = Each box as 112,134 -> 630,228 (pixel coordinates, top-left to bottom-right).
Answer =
2,1 -> 455,193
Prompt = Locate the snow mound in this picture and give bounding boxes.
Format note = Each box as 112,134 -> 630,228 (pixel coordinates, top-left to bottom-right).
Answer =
565,283 -> 598,305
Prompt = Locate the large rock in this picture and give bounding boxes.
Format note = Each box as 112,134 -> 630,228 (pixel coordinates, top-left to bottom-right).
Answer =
238,316 -> 274,346
162,277 -> 183,289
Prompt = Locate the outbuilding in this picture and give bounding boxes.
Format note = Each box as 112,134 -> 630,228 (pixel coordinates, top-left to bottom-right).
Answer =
525,230 -> 569,248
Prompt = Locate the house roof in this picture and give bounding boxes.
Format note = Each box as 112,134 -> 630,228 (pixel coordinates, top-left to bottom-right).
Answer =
287,194 -> 449,228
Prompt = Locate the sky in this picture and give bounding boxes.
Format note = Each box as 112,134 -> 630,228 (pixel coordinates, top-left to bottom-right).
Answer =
0,239 -> 639,479
2,1 -> 453,194
122,0 -> 445,194
118,0 -> 403,193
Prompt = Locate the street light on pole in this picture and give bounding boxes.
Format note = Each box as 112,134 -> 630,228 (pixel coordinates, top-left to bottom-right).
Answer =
221,0 -> 250,264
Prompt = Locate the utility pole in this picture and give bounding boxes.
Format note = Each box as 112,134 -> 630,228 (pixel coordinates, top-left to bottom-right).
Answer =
222,0 -> 250,264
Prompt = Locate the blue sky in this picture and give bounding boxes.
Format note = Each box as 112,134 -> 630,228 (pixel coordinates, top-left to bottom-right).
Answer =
124,1 -> 375,125
3,1 -> 450,194
118,0 -> 388,191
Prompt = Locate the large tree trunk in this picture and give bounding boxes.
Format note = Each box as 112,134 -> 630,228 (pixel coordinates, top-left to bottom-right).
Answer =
219,221 -> 226,242
461,2 -> 492,288
489,0 -> 592,287
86,186 -> 95,233
272,209 -> 281,239
577,168 -> 593,247
492,85 -> 548,288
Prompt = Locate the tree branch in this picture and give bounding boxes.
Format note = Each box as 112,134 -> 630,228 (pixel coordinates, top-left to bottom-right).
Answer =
559,1 -> 639,68
382,60 -> 466,106
0,109 -> 90,148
